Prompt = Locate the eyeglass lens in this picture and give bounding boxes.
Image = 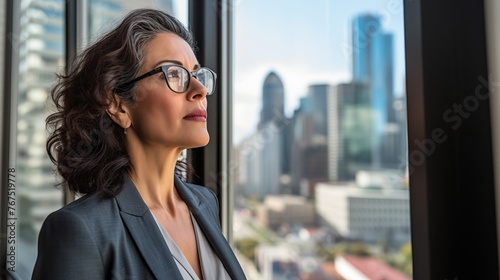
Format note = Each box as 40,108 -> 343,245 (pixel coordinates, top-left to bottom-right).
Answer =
166,66 -> 189,93
164,66 -> 214,94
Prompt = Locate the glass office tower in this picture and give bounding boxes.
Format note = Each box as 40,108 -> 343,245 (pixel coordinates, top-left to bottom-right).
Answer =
352,14 -> 395,168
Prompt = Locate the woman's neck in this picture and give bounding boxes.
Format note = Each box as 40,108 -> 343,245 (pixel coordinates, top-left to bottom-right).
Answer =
126,138 -> 184,214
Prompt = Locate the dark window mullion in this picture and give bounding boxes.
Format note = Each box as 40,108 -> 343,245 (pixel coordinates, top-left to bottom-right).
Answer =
188,0 -> 234,238
63,0 -> 80,204
405,0 -> 498,278
1,0 -> 19,278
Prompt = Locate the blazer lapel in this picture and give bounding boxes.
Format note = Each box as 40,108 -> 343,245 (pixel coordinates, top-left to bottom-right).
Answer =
174,176 -> 246,280
115,176 -> 183,280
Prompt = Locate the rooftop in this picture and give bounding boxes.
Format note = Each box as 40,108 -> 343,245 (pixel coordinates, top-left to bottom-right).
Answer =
341,255 -> 411,280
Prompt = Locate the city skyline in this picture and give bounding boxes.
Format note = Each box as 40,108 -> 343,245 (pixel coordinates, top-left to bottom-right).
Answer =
233,7 -> 410,273
233,0 -> 405,144
235,1 -> 407,201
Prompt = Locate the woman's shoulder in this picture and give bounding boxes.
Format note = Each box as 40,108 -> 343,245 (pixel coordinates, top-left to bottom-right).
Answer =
180,181 -> 220,224
183,181 -> 218,203
62,191 -> 113,210
43,192 -> 117,228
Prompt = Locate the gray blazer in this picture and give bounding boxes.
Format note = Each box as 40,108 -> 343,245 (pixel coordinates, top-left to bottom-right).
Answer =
32,175 -> 246,280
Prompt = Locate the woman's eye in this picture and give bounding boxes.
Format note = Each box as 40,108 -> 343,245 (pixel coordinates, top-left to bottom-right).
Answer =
169,71 -> 180,79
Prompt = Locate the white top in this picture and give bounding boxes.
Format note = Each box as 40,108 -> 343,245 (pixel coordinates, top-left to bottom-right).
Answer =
151,212 -> 232,279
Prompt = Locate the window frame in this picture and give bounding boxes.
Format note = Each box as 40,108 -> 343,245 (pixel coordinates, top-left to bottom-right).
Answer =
188,0 -> 234,239
405,0 -> 498,278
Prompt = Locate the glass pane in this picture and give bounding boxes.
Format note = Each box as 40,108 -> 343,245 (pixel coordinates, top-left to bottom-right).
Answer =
87,0 -> 188,43
7,1 -> 188,278
232,1 -> 412,279
13,0 -> 65,278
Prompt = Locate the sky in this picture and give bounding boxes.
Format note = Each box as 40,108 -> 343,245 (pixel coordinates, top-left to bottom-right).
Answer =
232,0 -> 406,144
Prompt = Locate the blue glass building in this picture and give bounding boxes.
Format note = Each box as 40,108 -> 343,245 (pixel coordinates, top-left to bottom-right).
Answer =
351,14 -> 394,167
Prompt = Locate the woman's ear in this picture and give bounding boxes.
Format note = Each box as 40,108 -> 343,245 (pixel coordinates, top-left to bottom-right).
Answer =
106,94 -> 131,129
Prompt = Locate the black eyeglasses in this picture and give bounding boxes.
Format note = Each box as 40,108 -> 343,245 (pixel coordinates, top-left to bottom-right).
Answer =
114,64 -> 217,95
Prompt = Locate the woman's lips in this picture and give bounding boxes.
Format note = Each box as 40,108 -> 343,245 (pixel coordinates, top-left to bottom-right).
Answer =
183,109 -> 207,122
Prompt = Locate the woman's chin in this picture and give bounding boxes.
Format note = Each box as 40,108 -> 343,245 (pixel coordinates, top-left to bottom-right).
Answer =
199,135 -> 210,147
188,134 -> 210,149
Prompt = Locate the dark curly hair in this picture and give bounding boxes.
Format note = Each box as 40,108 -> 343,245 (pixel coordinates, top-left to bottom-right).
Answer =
46,9 -> 195,197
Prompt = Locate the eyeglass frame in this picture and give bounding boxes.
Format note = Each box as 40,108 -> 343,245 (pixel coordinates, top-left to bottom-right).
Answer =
114,64 -> 217,95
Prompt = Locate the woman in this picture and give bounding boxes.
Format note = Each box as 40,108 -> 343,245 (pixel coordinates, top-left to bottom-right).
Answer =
32,9 -> 246,280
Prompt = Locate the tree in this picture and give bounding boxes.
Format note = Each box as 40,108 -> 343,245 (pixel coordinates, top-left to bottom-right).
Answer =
317,245 -> 336,261
235,238 -> 259,261
400,243 -> 412,275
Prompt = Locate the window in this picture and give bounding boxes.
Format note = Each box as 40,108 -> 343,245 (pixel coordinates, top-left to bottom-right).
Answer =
231,1 -> 412,278
1,1 -> 188,278
87,0 -> 188,44
6,1 -> 65,278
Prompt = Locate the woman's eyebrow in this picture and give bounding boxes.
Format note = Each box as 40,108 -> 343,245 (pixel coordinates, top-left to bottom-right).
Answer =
154,60 -> 201,71
154,59 -> 183,68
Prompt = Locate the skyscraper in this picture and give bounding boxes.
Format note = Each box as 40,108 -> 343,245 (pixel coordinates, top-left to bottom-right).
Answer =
381,95 -> 408,169
290,97 -> 314,194
258,71 -> 290,185
259,71 -> 285,129
307,84 -> 330,143
288,85 -> 331,195
351,14 -> 394,167
328,82 -> 372,182
237,122 -> 282,199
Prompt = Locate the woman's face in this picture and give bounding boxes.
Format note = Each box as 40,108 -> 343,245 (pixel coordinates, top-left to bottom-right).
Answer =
128,32 -> 210,150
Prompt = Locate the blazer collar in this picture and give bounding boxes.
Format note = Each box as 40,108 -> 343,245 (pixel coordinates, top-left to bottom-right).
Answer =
114,175 -> 148,216
174,176 -> 246,280
114,175 -> 183,279
116,174 -> 246,280
173,175 -> 203,211
116,175 -> 202,216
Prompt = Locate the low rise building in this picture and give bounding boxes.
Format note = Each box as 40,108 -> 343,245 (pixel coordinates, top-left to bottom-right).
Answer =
256,195 -> 316,230
335,255 -> 411,280
315,171 -> 410,246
